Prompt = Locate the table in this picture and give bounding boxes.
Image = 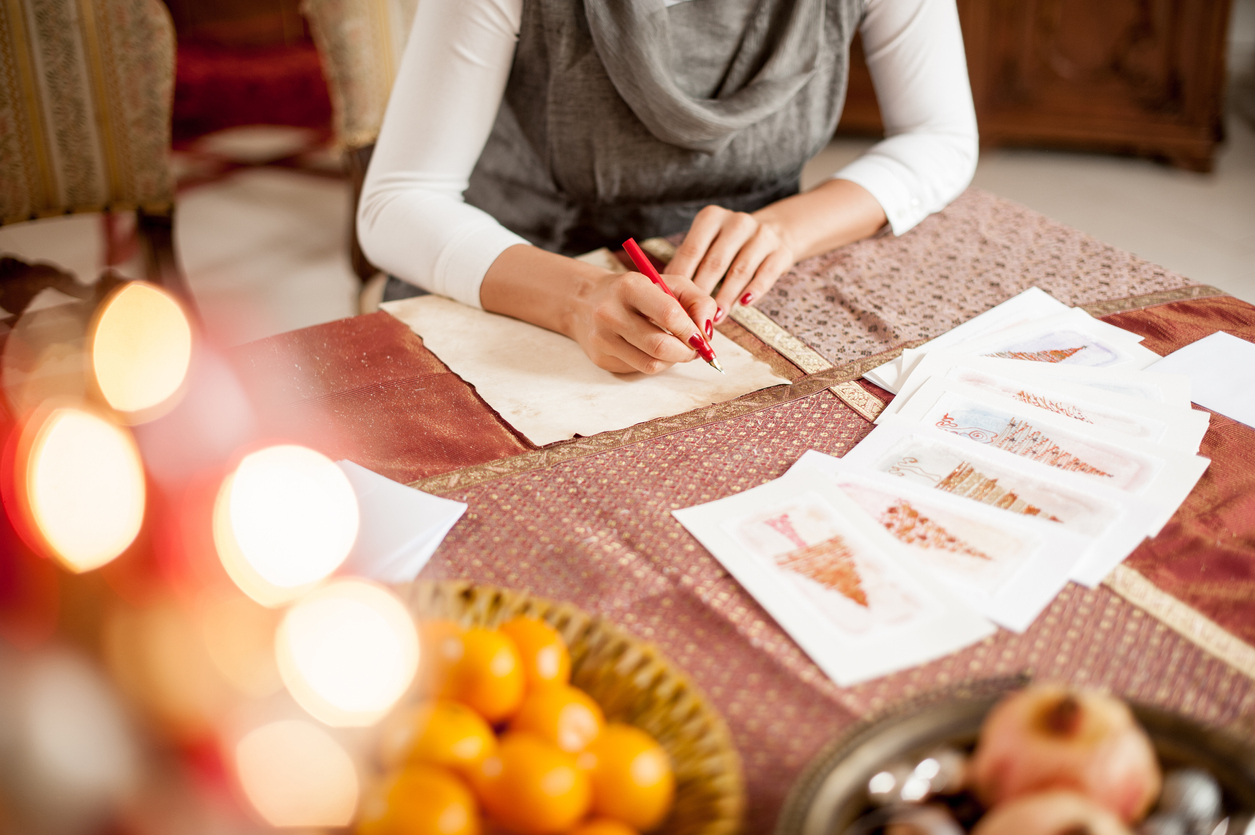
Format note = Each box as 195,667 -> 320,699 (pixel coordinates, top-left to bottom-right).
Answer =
231,188 -> 1255,832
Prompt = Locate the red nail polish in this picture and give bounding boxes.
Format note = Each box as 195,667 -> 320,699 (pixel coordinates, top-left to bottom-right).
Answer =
705,319 -> 714,339
740,292 -> 754,306
714,306 -> 725,324
688,333 -> 715,363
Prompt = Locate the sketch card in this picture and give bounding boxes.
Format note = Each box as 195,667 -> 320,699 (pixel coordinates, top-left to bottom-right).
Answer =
883,354 -> 1193,424
892,381 -> 1210,524
841,421 -> 1166,586
789,451 -> 1091,632
914,309 -> 1161,372
672,468 -> 994,686
863,288 -> 1074,392
883,365 -> 1209,452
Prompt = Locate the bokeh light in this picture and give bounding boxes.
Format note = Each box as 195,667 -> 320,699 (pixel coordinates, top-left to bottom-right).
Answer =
213,444 -> 359,606
196,591 -> 282,699
275,579 -> 419,727
23,407 -> 145,572
234,719 -> 359,827
91,282 -> 192,418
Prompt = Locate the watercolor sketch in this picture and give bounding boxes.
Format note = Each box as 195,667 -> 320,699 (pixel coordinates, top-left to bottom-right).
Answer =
730,494 -> 932,637
980,329 -> 1119,367
921,397 -> 1157,492
946,369 -> 1164,440
871,437 -> 1118,538
836,482 -> 1031,596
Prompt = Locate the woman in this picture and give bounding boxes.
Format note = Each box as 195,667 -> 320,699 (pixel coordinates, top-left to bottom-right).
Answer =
359,0 -> 977,374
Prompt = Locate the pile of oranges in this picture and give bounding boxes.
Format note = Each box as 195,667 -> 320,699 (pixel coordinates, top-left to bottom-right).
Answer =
358,617 -> 676,835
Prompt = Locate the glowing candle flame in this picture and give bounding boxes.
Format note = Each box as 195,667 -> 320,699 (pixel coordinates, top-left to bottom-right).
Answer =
234,719 -> 358,827
25,407 -> 145,572
91,282 -> 192,417
213,445 -> 359,606
275,579 -> 418,727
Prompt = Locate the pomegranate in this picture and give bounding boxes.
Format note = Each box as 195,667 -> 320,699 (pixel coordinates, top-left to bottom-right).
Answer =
969,685 -> 1161,823
971,790 -> 1133,835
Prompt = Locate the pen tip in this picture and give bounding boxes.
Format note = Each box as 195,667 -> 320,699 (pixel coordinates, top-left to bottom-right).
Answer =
712,358 -> 724,373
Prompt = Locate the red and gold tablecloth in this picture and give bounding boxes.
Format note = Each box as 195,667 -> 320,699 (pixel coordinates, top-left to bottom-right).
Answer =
230,188 -> 1255,831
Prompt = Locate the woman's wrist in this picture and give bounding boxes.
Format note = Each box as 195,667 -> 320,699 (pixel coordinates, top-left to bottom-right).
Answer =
480,244 -> 611,340
752,178 -> 887,262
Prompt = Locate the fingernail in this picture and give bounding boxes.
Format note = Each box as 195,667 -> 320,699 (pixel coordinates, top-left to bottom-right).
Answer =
705,319 -> 714,339
714,306 -> 725,324
688,333 -> 715,363
740,292 -> 754,306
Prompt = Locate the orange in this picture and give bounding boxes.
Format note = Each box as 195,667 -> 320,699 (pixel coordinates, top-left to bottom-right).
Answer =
378,700 -> 496,774
356,764 -> 479,835
472,732 -> 591,835
510,684 -> 604,753
581,724 -> 674,831
569,819 -> 639,835
444,627 -> 526,722
417,619 -> 466,696
499,617 -> 571,688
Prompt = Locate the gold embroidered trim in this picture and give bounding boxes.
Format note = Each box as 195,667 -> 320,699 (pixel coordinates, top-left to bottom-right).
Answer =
3,0 -> 56,212
729,305 -> 832,374
408,356 -> 892,495
76,0 -> 123,204
639,237 -> 677,263
830,380 -> 885,421
1104,565 -> 1255,680
1080,285 -> 1227,318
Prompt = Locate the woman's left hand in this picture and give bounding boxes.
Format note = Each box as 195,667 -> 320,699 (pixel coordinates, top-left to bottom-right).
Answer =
665,205 -> 796,324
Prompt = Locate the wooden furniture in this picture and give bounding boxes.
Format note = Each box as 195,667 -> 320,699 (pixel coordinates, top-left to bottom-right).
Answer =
840,0 -> 1234,172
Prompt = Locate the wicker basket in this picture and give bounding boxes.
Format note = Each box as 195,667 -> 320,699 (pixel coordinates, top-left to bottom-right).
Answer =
392,580 -> 746,835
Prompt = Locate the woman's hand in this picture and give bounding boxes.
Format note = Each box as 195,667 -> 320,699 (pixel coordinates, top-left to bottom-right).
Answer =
564,269 -> 718,374
480,245 -> 717,375
666,179 -> 889,322
666,206 -> 796,324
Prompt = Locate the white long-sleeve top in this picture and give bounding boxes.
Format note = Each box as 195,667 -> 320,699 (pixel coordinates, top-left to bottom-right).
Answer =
359,0 -> 978,309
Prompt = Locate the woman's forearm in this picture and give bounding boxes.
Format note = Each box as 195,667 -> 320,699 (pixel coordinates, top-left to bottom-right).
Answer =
753,178 -> 888,262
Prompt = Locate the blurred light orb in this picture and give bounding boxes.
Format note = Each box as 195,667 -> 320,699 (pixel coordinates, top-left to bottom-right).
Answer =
91,282 -> 192,416
234,719 -> 358,827
214,445 -> 359,606
275,579 -> 418,727
26,407 -> 145,572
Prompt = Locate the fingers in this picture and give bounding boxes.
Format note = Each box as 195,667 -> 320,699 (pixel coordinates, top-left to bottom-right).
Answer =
663,272 -> 719,340
716,246 -> 794,315
583,272 -> 699,374
667,205 -> 728,284
710,226 -> 777,314
690,211 -> 758,292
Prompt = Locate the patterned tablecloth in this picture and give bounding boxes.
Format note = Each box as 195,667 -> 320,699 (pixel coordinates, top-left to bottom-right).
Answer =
230,188 -> 1255,832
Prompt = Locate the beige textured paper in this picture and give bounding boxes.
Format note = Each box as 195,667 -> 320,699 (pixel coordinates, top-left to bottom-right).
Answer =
382,296 -> 792,446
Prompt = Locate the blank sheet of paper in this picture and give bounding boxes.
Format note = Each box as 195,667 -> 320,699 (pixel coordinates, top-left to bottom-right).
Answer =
1149,331 -> 1255,429
382,296 -> 792,446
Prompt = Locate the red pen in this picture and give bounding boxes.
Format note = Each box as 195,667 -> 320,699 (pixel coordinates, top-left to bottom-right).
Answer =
622,238 -> 724,374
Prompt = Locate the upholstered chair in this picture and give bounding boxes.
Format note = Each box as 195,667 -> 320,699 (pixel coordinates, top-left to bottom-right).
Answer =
0,0 -> 194,317
301,0 -> 417,302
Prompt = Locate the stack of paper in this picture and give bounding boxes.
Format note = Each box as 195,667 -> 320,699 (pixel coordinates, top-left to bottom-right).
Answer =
674,289 -> 1213,687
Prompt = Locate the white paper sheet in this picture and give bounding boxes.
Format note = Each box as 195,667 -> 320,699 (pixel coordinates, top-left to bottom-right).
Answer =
382,296 -> 792,446
864,287 -> 1072,392
879,357 -> 1209,453
883,354 -> 1192,417
335,460 -> 467,583
789,452 -> 1090,632
673,468 -> 994,686
891,381 -> 1209,531
1148,331 -> 1255,430
840,421 -> 1166,586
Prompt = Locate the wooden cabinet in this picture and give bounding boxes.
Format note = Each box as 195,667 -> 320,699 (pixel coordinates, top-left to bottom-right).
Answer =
839,0 -> 1234,172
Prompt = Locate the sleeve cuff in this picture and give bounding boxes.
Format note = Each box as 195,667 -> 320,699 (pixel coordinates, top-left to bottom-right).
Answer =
832,158 -> 929,236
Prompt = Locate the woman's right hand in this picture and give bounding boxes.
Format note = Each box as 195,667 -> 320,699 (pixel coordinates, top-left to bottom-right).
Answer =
480,244 -> 718,375
564,269 -> 718,375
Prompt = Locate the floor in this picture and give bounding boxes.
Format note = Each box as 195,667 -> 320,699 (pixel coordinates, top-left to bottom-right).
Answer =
2,117 -> 1253,348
